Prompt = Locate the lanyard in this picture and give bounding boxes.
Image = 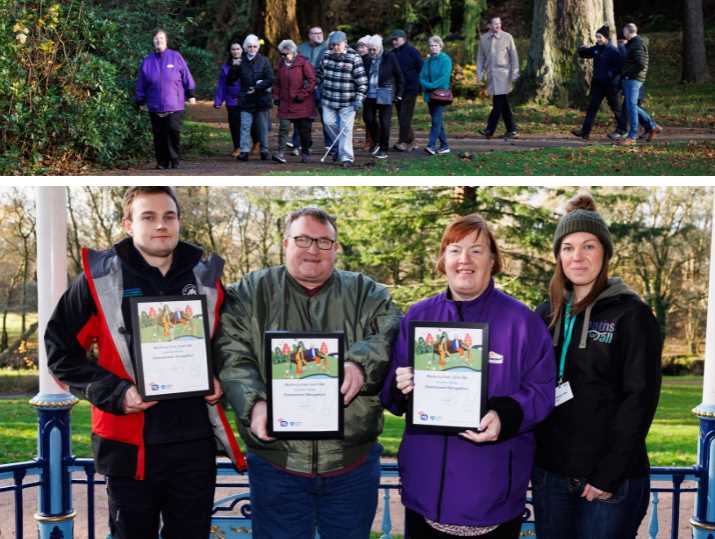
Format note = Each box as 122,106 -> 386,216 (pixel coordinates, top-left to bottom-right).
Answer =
558,301 -> 577,383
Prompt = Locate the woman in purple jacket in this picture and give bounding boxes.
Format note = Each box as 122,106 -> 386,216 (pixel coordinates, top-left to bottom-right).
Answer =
381,213 -> 555,539
214,41 -> 243,157
135,29 -> 196,170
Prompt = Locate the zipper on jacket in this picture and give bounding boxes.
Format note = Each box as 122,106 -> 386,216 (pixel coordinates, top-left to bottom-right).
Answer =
505,450 -> 513,501
436,434 -> 449,522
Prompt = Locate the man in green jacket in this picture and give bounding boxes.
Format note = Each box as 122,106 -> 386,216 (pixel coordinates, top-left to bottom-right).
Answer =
215,206 -> 402,538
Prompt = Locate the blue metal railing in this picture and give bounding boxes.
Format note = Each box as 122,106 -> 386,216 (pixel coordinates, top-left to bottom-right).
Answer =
0,459 -> 700,538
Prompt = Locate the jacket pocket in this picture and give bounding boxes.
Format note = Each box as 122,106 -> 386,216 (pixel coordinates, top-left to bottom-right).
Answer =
92,433 -> 138,478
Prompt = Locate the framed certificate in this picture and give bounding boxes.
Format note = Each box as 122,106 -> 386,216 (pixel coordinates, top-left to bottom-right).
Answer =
265,331 -> 345,439
407,321 -> 489,433
130,295 -> 213,400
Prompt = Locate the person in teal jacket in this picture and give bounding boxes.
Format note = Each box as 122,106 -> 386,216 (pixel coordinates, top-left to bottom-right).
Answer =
419,36 -> 453,155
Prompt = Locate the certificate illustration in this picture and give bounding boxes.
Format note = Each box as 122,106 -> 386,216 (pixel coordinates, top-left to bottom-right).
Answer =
265,331 -> 344,439
408,321 -> 489,432
130,295 -> 213,400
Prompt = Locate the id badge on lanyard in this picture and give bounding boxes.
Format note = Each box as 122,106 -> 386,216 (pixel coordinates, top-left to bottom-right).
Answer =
556,302 -> 576,407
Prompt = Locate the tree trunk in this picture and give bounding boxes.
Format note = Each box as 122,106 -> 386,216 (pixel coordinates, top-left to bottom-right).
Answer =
462,0 -> 486,62
519,0 -> 615,106
682,0 -> 711,83
436,0 -> 452,37
263,0 -> 300,56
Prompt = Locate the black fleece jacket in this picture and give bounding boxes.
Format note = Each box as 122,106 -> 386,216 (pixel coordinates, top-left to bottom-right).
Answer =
533,279 -> 662,493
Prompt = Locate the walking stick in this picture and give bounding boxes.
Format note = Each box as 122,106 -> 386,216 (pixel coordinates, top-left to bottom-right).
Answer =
320,124 -> 349,163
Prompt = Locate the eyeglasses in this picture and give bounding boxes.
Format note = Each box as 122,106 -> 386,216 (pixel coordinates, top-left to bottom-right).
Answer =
309,31 -> 323,35
246,45 -> 259,49
290,235 -> 336,250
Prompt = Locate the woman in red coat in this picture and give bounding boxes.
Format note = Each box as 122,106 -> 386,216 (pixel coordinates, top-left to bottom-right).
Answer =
272,39 -> 317,164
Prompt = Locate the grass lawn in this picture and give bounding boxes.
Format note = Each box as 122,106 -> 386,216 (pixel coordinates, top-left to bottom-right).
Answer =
293,141 -> 715,176
0,376 -> 702,467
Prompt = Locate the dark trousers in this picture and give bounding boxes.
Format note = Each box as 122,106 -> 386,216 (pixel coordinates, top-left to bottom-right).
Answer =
279,117 -> 312,154
149,111 -> 183,166
405,508 -> 522,539
226,106 -> 242,150
395,94 -> 418,144
106,438 -> 216,539
581,81 -> 621,135
486,94 -> 515,134
363,98 -> 393,150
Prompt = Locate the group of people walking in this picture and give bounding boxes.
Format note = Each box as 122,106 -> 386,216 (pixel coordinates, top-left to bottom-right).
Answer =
134,18 -> 660,170
47,185 -> 662,539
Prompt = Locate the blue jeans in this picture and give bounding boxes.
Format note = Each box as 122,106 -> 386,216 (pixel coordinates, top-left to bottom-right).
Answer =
247,443 -> 382,539
622,80 -> 656,140
322,106 -> 356,163
531,466 -> 650,539
427,101 -> 448,150
240,109 -> 270,153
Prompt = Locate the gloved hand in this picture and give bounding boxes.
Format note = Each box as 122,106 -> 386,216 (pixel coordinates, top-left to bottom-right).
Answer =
353,100 -> 363,112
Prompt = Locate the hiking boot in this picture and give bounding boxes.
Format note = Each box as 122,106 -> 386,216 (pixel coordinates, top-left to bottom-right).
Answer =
231,148 -> 241,158
571,128 -> 589,140
250,142 -> 260,156
437,146 -> 451,154
393,142 -> 408,152
374,149 -> 388,159
237,152 -> 249,161
502,131 -> 519,139
646,125 -> 663,142
619,138 -> 637,146
272,153 -> 287,164
424,146 -> 436,155
478,129 -> 493,139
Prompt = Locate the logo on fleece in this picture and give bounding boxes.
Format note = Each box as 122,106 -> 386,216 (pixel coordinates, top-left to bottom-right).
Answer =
489,351 -> 504,364
588,320 -> 615,344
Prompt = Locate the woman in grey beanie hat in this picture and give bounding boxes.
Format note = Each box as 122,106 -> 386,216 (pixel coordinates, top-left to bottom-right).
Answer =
532,191 -> 662,539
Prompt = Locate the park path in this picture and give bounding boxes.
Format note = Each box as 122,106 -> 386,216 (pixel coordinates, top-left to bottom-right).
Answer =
103,101 -> 715,176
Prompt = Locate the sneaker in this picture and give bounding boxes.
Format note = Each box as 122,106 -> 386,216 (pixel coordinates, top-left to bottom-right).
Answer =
424,146 -> 436,155
231,149 -> 241,158
478,129 -> 493,139
437,147 -> 451,154
502,131 -> 519,139
392,142 -> 408,152
272,153 -> 287,164
408,142 -> 419,152
237,152 -> 249,161
646,125 -> 663,142
369,145 -> 380,155
341,160 -> 353,168
607,131 -> 625,141
292,147 -> 301,156
374,149 -> 388,159
571,128 -> 589,140
260,151 -> 270,161
619,138 -> 637,146
286,141 -> 295,150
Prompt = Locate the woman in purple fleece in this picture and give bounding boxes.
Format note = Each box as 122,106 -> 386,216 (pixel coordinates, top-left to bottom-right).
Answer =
381,213 -> 556,539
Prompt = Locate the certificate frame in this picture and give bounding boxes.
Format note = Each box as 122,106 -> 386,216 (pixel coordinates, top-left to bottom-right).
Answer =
265,331 -> 345,439
407,320 -> 489,433
130,295 -> 213,401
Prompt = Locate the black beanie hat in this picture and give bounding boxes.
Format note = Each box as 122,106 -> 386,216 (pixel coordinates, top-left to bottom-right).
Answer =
553,193 -> 613,259
596,25 -> 610,38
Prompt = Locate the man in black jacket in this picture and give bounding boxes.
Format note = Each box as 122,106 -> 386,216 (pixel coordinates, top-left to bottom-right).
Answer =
618,23 -> 661,145
45,187 -> 237,539
389,30 -> 423,152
